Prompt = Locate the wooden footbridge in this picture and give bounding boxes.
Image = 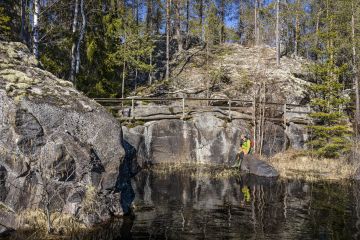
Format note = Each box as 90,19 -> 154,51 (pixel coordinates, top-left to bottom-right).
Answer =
94,97 -> 311,126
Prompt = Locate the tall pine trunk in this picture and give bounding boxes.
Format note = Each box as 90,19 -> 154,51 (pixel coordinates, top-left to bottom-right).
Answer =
254,0 -> 258,45
294,0 -> 300,57
199,0 -> 204,41
186,0 -> 190,35
352,1 -> 360,134
20,0 -> 27,43
175,0 -> 182,52
32,0 -> 40,59
146,0 -> 153,34
166,0 -> 171,81
314,11 -> 320,61
276,0 -> 280,66
238,0 -> 242,44
220,0 -> 225,44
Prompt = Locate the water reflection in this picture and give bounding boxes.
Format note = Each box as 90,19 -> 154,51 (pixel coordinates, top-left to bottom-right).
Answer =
77,169 -> 359,239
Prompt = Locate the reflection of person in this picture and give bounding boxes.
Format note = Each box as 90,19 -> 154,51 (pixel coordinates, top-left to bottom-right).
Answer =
242,186 -> 251,203
120,213 -> 135,240
233,134 -> 251,168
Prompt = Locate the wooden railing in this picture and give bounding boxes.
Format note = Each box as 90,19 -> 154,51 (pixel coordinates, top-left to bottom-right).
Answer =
94,97 -> 311,125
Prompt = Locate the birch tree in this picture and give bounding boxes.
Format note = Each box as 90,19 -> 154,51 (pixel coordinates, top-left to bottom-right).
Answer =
70,0 -> 79,82
75,0 -> 86,77
32,0 -> 40,59
276,0 -> 280,66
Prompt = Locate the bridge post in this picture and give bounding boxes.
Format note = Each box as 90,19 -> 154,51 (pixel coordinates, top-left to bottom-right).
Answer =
182,97 -> 185,120
228,100 -> 232,120
131,98 -> 135,119
283,103 -> 287,151
252,97 -> 256,153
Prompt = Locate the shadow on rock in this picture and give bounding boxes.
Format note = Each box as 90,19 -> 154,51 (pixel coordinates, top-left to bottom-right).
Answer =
115,140 -> 141,215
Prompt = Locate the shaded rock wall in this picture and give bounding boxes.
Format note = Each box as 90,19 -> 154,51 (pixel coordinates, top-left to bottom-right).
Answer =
124,114 -> 249,165
123,113 -> 279,177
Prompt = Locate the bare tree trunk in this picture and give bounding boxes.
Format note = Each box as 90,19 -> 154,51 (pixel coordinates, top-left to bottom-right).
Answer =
199,0 -> 204,41
175,0 -> 183,52
70,0 -> 79,82
352,1 -> 360,135
294,0 -> 300,57
32,0 -> 40,59
238,0 -> 242,43
75,0 -> 86,79
276,0 -> 280,66
166,0 -> 171,81
135,0 -> 139,25
20,0 -> 27,42
146,0 -> 153,34
314,11 -> 320,60
186,0 -> 190,35
254,0 -> 258,45
259,82 -> 266,156
122,60 -> 126,100
220,0 -> 225,44
149,52 -> 153,85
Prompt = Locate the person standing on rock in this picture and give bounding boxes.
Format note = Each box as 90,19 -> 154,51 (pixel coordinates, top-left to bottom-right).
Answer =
233,134 -> 251,168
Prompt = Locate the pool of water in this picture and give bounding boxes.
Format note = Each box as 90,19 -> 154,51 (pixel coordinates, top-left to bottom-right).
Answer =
76,168 -> 360,240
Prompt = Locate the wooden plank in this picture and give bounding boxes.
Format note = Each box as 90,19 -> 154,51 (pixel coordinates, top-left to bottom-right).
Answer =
118,115 -> 184,121
94,97 -> 308,108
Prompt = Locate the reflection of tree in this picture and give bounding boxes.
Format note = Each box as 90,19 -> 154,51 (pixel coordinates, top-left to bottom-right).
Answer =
353,182 -> 360,239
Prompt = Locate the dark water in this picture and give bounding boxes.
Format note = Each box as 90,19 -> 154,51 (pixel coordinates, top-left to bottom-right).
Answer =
75,169 -> 360,240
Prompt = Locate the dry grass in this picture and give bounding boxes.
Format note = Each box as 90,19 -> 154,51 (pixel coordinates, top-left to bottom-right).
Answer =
148,162 -> 242,180
16,208 -> 86,238
268,150 -> 356,181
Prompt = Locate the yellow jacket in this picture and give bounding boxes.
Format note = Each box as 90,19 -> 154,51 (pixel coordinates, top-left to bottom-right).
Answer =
240,139 -> 251,155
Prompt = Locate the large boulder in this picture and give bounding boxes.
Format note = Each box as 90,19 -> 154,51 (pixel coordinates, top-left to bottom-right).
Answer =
0,42 -> 128,231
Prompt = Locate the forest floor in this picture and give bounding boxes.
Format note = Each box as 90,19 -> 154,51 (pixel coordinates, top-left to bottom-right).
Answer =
268,150 -> 356,181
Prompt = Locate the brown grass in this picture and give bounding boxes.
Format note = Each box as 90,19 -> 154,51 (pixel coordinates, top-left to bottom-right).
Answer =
148,162 -> 242,180
16,208 -> 86,239
268,150 -> 356,181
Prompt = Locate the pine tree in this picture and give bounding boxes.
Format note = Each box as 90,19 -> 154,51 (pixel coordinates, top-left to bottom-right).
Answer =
307,0 -> 352,158
104,7 -> 154,98
308,59 -> 351,158
0,7 -> 10,39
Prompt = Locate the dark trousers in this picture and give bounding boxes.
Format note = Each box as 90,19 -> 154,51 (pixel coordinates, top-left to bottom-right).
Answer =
234,152 -> 245,167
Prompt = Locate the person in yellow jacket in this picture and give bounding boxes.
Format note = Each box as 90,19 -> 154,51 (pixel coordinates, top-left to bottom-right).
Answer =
233,134 -> 251,168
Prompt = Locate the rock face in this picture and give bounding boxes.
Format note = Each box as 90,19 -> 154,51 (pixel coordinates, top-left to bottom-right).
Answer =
0,42 -> 130,233
138,44 -> 310,105
133,44 -> 311,150
123,113 -> 279,177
